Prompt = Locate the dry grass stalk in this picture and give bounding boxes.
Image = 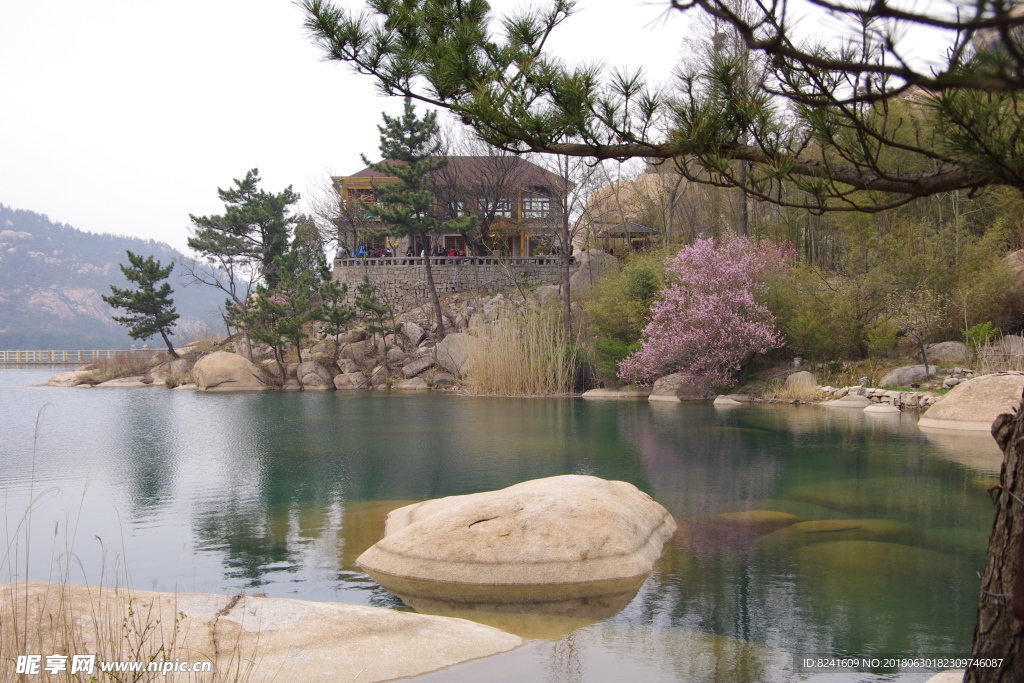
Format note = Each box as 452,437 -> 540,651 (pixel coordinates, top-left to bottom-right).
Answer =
86,352 -> 161,383
977,333 -> 1024,374
463,304 -> 580,396
763,380 -> 824,401
3,483 -> 263,681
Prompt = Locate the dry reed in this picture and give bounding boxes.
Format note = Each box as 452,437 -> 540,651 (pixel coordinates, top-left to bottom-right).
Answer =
85,352 -> 161,383
463,304 -> 580,396
976,333 -> 1024,374
1,410 -> 264,682
762,380 -> 824,401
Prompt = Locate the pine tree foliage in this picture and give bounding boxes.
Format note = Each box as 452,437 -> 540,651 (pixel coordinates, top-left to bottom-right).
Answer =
188,169 -> 299,292
363,97 -> 477,335
302,0 -> 1024,212
102,251 -> 180,358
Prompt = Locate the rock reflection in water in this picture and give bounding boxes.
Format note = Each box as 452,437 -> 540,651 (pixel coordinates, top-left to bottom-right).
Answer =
413,620 -> 790,683
919,427 -> 1004,474
378,576 -> 646,639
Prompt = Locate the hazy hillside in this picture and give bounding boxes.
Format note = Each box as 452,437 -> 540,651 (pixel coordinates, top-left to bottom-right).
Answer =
0,204 -> 225,349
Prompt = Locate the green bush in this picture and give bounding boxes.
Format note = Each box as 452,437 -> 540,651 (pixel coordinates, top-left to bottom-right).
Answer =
584,251 -> 665,385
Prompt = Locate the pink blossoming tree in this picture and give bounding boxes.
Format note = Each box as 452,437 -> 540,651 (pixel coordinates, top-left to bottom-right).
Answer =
618,234 -> 790,387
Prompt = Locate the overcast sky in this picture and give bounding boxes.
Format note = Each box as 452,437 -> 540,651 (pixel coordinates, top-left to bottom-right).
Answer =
1,1 -> 951,254
0,0 -> 691,253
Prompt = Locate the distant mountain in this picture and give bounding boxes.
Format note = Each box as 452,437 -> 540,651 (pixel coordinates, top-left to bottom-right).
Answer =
0,204 -> 225,349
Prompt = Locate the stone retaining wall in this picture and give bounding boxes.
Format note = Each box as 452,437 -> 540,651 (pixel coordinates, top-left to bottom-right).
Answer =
333,256 -> 572,311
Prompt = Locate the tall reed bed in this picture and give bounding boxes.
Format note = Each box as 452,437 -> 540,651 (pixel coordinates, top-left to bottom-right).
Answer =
463,304 -> 581,396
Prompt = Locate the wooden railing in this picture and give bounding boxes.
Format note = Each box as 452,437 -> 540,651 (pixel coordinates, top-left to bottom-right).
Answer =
333,255 -> 573,268
0,349 -> 162,364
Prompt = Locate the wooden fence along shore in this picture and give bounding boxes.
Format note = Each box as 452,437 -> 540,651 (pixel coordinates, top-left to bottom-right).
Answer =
0,349 -> 163,364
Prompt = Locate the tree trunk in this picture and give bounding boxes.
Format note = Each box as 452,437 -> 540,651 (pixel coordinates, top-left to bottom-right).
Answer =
738,160 -> 749,236
159,329 -> 180,359
559,211 -> 572,335
423,251 -> 445,338
918,339 -> 931,378
966,405 -> 1024,681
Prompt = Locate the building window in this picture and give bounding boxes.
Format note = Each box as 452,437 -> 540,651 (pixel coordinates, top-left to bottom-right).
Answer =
480,198 -> 514,219
523,195 -> 551,219
446,201 -> 470,217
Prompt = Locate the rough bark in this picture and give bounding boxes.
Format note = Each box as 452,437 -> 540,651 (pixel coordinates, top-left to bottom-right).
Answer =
965,397 -> 1024,682
423,254 -> 445,338
159,329 -> 180,359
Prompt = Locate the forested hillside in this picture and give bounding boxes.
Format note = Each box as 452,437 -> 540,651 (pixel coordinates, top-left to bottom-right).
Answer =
0,205 -> 224,349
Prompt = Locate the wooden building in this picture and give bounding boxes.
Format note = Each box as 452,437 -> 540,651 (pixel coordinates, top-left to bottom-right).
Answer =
332,156 -> 569,257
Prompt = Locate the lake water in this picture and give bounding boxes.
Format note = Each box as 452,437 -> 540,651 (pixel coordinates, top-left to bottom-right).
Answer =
0,368 -> 1002,682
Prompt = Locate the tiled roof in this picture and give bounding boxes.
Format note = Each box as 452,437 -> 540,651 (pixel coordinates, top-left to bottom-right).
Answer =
346,156 -> 568,190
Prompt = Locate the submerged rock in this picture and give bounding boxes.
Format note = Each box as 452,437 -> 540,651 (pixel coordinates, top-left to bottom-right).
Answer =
581,386 -> 652,400
794,540 -> 950,578
358,475 -> 676,609
756,519 -> 917,547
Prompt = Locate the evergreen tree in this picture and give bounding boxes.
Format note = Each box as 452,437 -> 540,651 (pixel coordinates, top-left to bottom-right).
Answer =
188,169 -> 299,292
363,97 -> 476,337
102,251 -> 180,358
229,248 -> 323,385
354,274 -> 391,355
319,279 -> 356,348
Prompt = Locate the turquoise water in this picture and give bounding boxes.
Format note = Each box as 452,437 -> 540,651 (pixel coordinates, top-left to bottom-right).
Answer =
0,369 -> 1000,681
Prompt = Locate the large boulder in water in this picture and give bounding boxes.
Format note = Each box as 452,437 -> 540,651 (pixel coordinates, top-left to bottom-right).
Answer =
357,475 -> 676,606
192,351 -> 268,392
918,372 -> 1024,431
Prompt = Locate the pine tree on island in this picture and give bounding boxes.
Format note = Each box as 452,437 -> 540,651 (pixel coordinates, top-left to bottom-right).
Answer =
103,250 -> 180,359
